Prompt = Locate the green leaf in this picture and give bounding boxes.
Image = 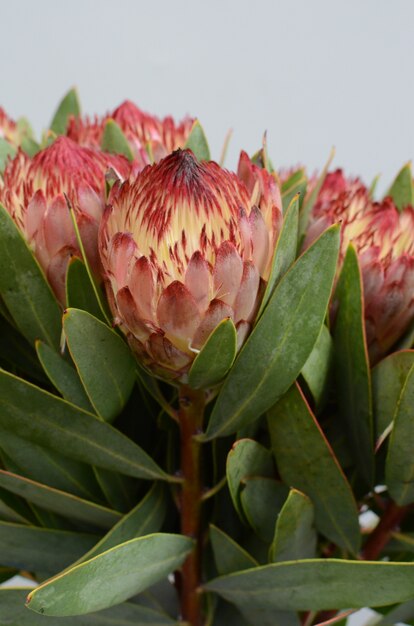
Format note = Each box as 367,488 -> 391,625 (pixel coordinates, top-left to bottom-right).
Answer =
0,428 -> 101,501
188,319 -> 237,389
282,175 -> 307,213
386,162 -> 414,212
0,488 -> 35,524
101,119 -> 134,161
240,477 -> 288,543
299,147 -> 335,237
0,470 -> 121,530
0,204 -> 61,349
21,136 -> 40,157
50,87 -> 81,135
66,257 -> 106,322
210,524 -> 258,575
386,363 -> 414,505
73,483 -> 167,566
333,244 -> 374,487
36,341 -> 93,411
0,369 -> 171,482
268,384 -> 360,553
372,350 -> 414,446
0,314 -> 46,382
270,489 -> 316,562
184,120 -> 210,161
256,194 -> 299,319
27,533 -> 193,616
2,589 -> 178,625
204,225 -> 340,439
226,439 -> 274,522
204,559 -> 414,611
64,309 -> 136,423
376,599 -> 414,626
0,522 -> 98,573
0,138 -> 16,172
301,324 -> 333,407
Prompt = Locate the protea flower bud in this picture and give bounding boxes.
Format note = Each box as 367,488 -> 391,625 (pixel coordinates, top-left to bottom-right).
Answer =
0,136 -> 130,303
305,169 -> 414,362
67,100 -> 194,168
99,149 -> 282,380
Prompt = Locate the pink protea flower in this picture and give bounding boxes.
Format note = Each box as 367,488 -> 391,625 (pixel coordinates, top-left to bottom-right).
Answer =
99,149 -> 282,381
67,100 -> 194,169
305,169 -> 414,363
0,136 -> 130,303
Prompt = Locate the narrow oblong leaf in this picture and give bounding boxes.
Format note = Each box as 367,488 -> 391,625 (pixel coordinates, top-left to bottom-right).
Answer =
210,524 -> 258,575
101,119 -> 134,161
188,319 -> 237,389
27,534 -> 194,616
50,87 -> 81,135
66,257 -> 106,322
204,559 -> 414,612
226,439 -> 274,522
333,244 -> 374,487
385,363 -> 414,505
36,341 -> 93,411
184,120 -> 210,161
240,478 -> 288,542
268,384 -> 360,553
64,309 -> 136,422
270,489 -> 316,562
0,204 -> 61,349
0,522 -> 98,573
386,162 -> 414,212
281,174 -> 307,213
0,369 -> 171,482
2,589 -> 177,625
301,324 -> 333,407
0,470 -> 121,529
204,225 -> 340,439
256,194 -> 299,319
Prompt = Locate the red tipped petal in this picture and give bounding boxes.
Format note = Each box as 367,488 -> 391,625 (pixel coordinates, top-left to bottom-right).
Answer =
78,183 -> 104,222
47,246 -> 75,305
147,333 -> 192,371
234,261 -> 260,322
157,281 -> 201,351
43,195 -> 75,257
128,256 -> 156,322
116,287 -> 150,341
192,299 -> 233,350
213,241 -> 243,306
25,190 -> 46,241
249,206 -> 270,276
108,232 -> 137,288
236,320 -> 251,351
185,251 -> 211,313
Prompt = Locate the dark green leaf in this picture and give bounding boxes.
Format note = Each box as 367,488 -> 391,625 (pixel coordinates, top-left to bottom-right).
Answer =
386,162 -> 414,212
0,138 -> 16,173
66,257 -> 106,322
204,225 -> 340,439
268,384 -> 360,553
0,522 -> 98,573
0,369 -> 171,482
0,470 -> 121,529
333,244 -> 374,487
36,341 -> 93,411
0,488 -> 35,524
101,119 -> 134,161
184,120 -> 210,161
0,315 -> 46,382
376,599 -> 414,626
257,194 -> 299,319
204,559 -> 414,611
386,363 -> 414,505
0,204 -> 61,349
270,489 -> 316,562
301,325 -> 333,407
188,319 -> 237,389
226,439 -> 274,522
210,524 -> 258,575
240,478 -> 288,543
50,88 -> 81,135
64,309 -> 136,422
27,534 -> 193,616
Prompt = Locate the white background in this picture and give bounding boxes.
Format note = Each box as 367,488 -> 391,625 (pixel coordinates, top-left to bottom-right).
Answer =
1,0 -> 413,193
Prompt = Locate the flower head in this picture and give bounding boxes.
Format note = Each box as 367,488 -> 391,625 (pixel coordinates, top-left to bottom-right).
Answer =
67,100 -> 194,169
0,136 -> 130,303
305,169 -> 414,362
99,149 -> 282,380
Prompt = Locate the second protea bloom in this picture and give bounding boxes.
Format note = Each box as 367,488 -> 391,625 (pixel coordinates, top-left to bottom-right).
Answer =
100,149 -> 282,380
0,136 -> 130,303
305,170 -> 414,363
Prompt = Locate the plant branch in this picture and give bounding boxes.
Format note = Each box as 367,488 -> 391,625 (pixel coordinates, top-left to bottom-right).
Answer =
361,499 -> 409,560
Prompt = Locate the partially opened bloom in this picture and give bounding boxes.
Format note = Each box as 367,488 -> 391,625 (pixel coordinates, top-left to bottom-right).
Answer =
305,169 -> 414,363
0,136 -> 130,303
68,100 -> 194,169
99,149 -> 282,380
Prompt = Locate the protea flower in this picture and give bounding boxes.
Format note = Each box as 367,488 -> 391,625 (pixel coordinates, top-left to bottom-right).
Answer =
0,136 -> 130,303
67,100 -> 194,169
99,149 -> 282,381
305,169 -> 414,363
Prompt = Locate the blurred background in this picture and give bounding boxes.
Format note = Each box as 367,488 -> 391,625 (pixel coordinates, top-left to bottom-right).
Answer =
1,0 -> 413,193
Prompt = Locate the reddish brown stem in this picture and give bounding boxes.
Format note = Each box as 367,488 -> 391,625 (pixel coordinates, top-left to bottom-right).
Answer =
178,385 -> 205,626
361,500 -> 409,560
